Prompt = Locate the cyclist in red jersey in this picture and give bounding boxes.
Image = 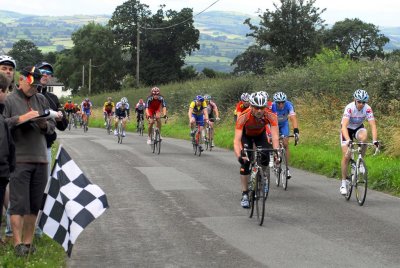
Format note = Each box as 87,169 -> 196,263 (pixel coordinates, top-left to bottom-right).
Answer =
234,92 -> 250,122
234,91 -> 279,208
145,87 -> 167,145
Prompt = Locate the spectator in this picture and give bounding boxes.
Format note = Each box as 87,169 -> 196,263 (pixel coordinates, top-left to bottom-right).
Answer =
0,55 -> 17,92
34,62 -> 67,237
3,66 -> 56,257
0,73 -> 15,245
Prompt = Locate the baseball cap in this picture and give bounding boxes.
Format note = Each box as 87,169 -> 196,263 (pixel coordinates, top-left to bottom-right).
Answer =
35,62 -> 54,73
20,66 -> 42,85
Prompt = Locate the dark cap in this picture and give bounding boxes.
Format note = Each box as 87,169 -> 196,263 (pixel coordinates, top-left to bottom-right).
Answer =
35,62 -> 54,73
20,66 -> 42,85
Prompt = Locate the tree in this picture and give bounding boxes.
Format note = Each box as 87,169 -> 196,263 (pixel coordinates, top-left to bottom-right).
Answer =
323,18 -> 390,59
109,0 -> 199,85
245,0 -> 326,68
55,22 -> 125,93
231,45 -> 273,75
8,40 -> 43,70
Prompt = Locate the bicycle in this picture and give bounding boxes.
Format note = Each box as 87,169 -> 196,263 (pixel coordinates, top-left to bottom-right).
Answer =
137,114 -> 145,136
105,114 -> 112,135
116,116 -> 127,144
344,142 -> 379,206
192,121 -> 205,156
67,112 -> 74,131
150,115 -> 168,154
204,118 -> 217,151
244,145 -> 276,226
273,135 -> 298,190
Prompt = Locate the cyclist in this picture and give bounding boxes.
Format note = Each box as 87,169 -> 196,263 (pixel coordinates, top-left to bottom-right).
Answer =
145,87 -> 167,145
189,95 -> 209,152
271,92 -> 299,179
234,92 -> 279,208
0,55 -> 16,91
135,98 -> 145,132
74,103 -> 82,127
204,94 -> 220,147
114,97 -> 130,137
80,97 -> 92,130
234,92 -> 250,122
339,89 -> 379,195
103,97 -> 115,127
64,99 -> 75,125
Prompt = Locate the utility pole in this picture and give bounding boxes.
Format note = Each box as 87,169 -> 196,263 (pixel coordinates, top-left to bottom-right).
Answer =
88,58 -> 92,95
136,22 -> 140,88
82,65 -> 85,87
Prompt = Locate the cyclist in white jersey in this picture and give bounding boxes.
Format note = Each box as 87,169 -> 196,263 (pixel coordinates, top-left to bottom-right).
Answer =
339,89 -> 379,195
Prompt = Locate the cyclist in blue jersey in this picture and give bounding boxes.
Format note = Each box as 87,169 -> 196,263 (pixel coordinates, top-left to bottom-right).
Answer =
114,97 -> 130,137
272,92 -> 299,179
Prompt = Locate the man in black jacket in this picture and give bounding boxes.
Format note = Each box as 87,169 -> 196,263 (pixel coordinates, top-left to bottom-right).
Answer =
34,62 -> 68,238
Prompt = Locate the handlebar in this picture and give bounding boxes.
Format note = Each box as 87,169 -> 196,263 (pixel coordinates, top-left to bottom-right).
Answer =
347,141 -> 380,156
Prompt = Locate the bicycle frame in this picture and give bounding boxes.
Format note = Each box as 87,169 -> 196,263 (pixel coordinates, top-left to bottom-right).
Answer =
116,116 -> 125,144
204,118 -> 216,151
192,121 -> 205,156
150,115 -> 167,154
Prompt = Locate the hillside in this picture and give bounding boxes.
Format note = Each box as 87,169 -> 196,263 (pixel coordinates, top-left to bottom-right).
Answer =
1,10 -> 400,72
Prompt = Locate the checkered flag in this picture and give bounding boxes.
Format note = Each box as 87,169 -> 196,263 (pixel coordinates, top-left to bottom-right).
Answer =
38,145 -> 109,257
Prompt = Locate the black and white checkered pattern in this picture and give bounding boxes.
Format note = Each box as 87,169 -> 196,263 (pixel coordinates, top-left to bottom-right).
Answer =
38,146 -> 109,257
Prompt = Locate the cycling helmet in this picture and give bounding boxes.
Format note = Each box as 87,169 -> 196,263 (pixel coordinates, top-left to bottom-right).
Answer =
151,87 -> 160,95
204,94 -> 211,101
139,99 -> 144,104
195,95 -> 204,102
249,92 -> 268,107
0,55 -> 16,69
84,97 -> 89,102
353,89 -> 369,102
259,91 -> 269,100
121,97 -> 128,104
107,96 -> 112,101
67,100 -> 72,103
240,92 -> 250,102
273,92 -> 287,102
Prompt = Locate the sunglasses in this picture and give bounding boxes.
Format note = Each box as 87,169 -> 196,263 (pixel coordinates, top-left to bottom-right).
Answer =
39,69 -> 53,75
276,101 -> 285,104
356,100 -> 366,104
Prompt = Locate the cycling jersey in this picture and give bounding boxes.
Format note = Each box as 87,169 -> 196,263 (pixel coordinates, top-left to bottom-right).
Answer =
189,100 -> 207,115
64,103 -> 74,111
236,109 -> 278,136
135,103 -> 145,113
145,95 -> 167,110
81,101 -> 92,115
272,101 -> 295,124
115,101 -> 130,118
206,101 -> 218,117
103,101 -> 115,112
235,101 -> 249,115
341,102 -> 374,130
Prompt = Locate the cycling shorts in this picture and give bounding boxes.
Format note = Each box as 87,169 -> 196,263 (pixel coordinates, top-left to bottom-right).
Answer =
240,131 -> 271,175
278,122 -> 290,137
192,114 -> 205,127
340,124 -> 365,146
83,109 -> 91,116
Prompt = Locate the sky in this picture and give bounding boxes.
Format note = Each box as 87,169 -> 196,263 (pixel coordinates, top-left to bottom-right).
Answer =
2,0 -> 400,27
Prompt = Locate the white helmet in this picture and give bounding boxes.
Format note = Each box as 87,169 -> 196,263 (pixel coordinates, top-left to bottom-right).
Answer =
121,97 -> 128,104
0,55 -> 16,69
273,92 -> 287,102
249,92 -> 268,107
353,89 -> 369,102
259,91 -> 269,100
240,92 -> 250,102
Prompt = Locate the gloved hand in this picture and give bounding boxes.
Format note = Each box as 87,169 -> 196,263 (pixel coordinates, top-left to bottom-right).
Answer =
373,140 -> 380,148
346,140 -> 353,147
238,156 -> 248,165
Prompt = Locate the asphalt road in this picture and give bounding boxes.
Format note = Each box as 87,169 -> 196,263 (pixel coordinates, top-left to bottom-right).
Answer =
59,127 -> 400,268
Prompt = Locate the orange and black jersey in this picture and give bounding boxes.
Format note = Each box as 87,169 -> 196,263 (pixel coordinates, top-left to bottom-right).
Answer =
235,109 -> 278,136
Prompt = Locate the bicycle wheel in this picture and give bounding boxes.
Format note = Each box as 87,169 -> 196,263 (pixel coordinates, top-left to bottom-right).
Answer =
196,130 -> 202,157
209,127 -> 214,151
155,129 -> 161,154
280,149 -> 288,190
139,121 -> 144,136
117,123 -> 122,144
355,158 -> 368,206
152,129 -> 157,153
204,131 -> 209,151
274,154 -> 281,187
248,173 -> 256,218
68,115 -> 71,131
256,168 -> 269,226
345,159 -> 355,201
